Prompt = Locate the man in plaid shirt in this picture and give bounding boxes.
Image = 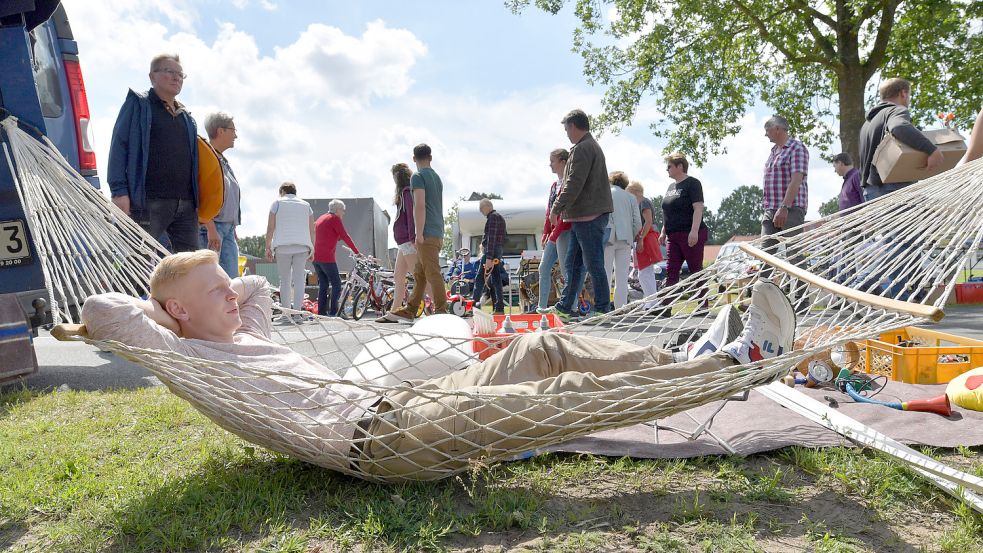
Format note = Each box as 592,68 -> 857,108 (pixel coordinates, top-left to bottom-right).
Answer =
761,115 -> 809,242
471,198 -> 508,313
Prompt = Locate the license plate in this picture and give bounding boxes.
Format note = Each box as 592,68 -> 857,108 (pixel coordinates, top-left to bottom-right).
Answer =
0,220 -> 32,267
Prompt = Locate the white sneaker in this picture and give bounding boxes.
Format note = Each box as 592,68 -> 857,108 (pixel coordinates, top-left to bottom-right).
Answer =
721,279 -> 795,364
673,304 -> 744,362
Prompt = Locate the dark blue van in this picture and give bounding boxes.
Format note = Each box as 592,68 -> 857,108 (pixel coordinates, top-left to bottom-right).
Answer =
0,0 -> 98,337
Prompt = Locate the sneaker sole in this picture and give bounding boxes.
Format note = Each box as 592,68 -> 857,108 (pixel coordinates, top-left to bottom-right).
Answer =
755,279 -> 796,347
722,304 -> 744,343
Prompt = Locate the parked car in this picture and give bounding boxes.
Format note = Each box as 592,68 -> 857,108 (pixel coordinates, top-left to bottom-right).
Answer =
714,240 -> 761,293
1,0 -> 98,343
650,242 -> 696,287
653,259 -> 691,286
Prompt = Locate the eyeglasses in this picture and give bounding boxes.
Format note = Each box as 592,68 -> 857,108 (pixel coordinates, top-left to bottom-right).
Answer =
154,68 -> 187,79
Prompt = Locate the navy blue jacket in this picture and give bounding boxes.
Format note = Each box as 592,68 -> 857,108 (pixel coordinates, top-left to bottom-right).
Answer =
107,88 -> 199,211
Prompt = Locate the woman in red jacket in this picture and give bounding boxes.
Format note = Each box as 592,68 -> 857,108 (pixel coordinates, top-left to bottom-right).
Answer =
313,199 -> 359,316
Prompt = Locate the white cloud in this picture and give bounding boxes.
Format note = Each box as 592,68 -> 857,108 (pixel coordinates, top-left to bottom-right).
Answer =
228,0 -> 277,11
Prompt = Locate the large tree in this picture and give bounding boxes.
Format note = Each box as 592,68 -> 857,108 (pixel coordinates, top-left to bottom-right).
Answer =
509,1 -> 981,163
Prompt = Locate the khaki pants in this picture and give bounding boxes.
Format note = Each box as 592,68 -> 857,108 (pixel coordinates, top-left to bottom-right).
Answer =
359,332 -> 735,479
405,236 -> 447,313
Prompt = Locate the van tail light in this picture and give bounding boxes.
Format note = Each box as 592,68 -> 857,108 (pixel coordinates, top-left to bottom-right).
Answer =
63,59 -> 97,172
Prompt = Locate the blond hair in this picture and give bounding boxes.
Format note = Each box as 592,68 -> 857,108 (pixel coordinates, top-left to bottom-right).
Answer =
626,180 -> 645,196
664,152 -> 689,173
609,171 -> 630,189
150,250 -> 219,300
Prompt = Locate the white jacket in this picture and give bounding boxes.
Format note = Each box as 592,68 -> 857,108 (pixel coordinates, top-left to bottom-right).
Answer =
608,186 -> 642,243
270,195 -> 313,251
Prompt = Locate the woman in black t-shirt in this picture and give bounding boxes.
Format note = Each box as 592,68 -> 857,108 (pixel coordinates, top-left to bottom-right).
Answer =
660,153 -> 708,287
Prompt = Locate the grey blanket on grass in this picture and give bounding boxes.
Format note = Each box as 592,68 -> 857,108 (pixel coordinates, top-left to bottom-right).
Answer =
547,381 -> 980,458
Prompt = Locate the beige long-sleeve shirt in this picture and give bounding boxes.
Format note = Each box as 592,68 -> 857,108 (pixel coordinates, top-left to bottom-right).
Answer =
80,275 -> 379,471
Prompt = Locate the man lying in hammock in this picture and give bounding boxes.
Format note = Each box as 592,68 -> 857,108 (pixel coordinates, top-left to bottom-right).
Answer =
81,250 -> 795,480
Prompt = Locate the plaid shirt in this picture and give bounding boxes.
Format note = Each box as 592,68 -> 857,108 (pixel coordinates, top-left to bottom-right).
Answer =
481,210 -> 507,258
762,138 -> 809,210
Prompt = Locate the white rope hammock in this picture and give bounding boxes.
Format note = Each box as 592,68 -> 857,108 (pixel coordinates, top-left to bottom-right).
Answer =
4,115 -> 983,483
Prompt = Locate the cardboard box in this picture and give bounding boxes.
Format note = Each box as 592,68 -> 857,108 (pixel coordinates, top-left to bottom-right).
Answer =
873,128 -> 966,184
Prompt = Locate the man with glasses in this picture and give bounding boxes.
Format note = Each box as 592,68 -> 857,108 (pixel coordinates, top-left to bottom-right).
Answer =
200,112 -> 241,278
108,53 -> 200,253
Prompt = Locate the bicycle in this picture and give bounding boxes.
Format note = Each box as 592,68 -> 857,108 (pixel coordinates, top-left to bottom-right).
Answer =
550,264 -> 594,316
338,254 -> 394,320
445,247 -> 477,298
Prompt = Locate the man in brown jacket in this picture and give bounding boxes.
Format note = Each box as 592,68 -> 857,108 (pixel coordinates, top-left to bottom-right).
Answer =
544,109 -> 614,321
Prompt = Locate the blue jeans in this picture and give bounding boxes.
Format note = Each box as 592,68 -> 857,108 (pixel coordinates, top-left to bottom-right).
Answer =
472,254 -> 505,312
557,213 -> 610,314
538,240 -> 560,309
863,182 -> 909,201
313,262 -> 342,316
199,221 -> 239,278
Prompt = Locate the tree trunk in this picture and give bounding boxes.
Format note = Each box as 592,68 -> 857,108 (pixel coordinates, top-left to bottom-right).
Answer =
837,66 -> 867,164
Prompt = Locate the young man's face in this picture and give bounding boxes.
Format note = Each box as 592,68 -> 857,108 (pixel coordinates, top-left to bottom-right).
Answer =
169,263 -> 241,340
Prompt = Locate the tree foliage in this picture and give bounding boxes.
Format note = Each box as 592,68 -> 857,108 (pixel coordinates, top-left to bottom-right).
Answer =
465,191 -> 504,201
818,196 -> 840,217
509,1 -> 982,163
443,200 -> 460,259
237,235 -> 266,258
711,185 -> 764,243
649,194 -> 664,231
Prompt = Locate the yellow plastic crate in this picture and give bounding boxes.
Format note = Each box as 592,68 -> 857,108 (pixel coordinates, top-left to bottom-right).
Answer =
862,327 -> 983,384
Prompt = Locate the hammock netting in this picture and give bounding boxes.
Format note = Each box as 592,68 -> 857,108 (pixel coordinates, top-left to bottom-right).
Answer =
4,115 -> 983,482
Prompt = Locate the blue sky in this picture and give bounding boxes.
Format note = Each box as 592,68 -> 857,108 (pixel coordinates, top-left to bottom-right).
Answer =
63,0 -> 844,238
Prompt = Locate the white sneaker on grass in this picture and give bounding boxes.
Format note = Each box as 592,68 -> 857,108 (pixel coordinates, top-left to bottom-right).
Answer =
721,279 -> 795,364
672,304 -> 744,363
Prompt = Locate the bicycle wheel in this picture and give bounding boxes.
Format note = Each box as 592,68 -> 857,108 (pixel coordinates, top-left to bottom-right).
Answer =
449,300 -> 467,317
382,287 -> 394,314
338,288 -> 355,320
350,289 -> 368,320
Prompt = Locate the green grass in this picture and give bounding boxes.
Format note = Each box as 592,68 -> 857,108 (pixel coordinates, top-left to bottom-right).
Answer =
2,387 -> 982,551
956,269 -> 983,284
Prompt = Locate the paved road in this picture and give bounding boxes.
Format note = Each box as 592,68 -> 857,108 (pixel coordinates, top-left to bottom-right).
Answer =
5,304 -> 981,394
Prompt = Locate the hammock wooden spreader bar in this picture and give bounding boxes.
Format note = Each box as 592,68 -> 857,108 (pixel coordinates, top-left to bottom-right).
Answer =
739,243 -> 946,322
